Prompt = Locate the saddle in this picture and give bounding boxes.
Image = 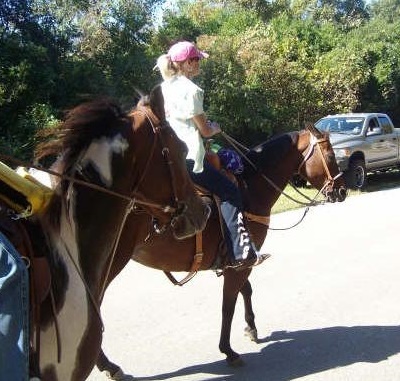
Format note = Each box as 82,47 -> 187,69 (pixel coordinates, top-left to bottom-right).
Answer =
0,212 -> 51,304
163,151 -> 239,286
0,161 -> 56,375
0,160 -> 53,310
0,210 -> 53,376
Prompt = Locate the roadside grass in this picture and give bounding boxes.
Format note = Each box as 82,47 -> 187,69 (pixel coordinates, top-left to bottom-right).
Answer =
271,169 -> 400,214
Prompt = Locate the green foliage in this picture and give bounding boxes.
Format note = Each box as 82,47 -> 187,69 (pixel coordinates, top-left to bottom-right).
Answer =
370,0 -> 400,22
153,13 -> 202,50
3,0 -> 400,160
218,9 -> 259,36
199,38 -> 274,143
0,103 -> 58,160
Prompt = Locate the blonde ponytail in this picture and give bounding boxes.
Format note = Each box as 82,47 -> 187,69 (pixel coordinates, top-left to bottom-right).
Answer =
156,54 -> 181,80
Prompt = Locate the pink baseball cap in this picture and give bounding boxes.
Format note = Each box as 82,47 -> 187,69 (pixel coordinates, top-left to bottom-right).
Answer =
167,41 -> 209,62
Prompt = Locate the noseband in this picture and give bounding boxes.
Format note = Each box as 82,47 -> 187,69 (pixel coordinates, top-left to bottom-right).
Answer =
298,132 -> 343,196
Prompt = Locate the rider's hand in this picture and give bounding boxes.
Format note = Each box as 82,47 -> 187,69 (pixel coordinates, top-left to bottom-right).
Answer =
207,120 -> 221,135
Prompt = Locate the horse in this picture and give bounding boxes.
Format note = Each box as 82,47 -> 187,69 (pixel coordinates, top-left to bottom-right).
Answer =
95,123 -> 347,379
0,86 -> 209,380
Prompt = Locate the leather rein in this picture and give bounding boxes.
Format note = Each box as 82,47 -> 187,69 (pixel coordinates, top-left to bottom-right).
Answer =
165,130 -> 343,286
98,106 -> 187,300
223,130 -> 343,227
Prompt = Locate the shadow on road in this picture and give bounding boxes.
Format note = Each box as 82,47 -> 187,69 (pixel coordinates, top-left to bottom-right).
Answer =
133,325 -> 400,381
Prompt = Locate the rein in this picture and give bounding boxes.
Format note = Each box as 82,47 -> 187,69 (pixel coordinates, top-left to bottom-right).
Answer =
221,131 -> 325,207
0,107 -> 186,353
220,130 -> 342,231
0,153 -> 177,215
98,106 -> 184,301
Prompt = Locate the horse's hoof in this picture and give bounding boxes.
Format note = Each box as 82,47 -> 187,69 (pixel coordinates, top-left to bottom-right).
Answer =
227,355 -> 245,368
244,326 -> 258,343
106,369 -> 135,381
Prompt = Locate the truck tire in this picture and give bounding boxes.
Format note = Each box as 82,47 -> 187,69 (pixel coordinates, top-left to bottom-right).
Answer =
345,159 -> 367,189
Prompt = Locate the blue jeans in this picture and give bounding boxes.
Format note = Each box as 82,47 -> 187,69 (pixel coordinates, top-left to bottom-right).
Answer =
0,231 -> 29,381
187,160 -> 253,261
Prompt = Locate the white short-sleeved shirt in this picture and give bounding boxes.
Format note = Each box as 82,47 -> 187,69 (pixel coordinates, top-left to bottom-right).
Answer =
161,75 -> 205,173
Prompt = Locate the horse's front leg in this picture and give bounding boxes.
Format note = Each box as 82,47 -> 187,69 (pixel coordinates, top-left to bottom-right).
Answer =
97,348 -> 134,381
240,279 -> 259,342
220,268 -> 251,366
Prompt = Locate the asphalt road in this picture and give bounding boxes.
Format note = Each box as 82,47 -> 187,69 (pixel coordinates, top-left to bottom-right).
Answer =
88,187 -> 400,381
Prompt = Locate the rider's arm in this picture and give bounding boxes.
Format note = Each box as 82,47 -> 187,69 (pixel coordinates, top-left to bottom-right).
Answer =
192,113 -> 221,138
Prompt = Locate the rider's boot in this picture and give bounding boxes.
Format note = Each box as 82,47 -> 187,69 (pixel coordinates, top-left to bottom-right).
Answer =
221,205 -> 271,271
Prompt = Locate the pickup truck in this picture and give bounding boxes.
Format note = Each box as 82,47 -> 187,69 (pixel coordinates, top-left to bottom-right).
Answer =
315,113 -> 400,189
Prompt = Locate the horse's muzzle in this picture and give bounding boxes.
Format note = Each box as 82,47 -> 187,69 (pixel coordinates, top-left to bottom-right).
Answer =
325,186 -> 347,203
171,196 -> 211,240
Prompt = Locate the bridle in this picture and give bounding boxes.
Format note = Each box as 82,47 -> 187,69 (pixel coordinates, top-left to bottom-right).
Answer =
0,104 -> 195,366
1,106 -> 192,325
297,131 -> 343,197
221,130 -> 341,207
129,106 -> 186,224
2,106 -> 187,222
95,105 -> 190,300
220,130 -> 345,231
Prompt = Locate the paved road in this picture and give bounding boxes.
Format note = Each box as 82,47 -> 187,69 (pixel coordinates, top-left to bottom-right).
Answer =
88,188 -> 400,381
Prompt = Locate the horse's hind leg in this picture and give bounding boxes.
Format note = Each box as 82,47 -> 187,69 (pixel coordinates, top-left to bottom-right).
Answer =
97,349 -> 134,381
220,268 -> 251,366
240,279 -> 259,342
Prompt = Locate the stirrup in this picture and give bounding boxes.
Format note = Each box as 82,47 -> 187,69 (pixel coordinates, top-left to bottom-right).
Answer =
253,253 -> 271,267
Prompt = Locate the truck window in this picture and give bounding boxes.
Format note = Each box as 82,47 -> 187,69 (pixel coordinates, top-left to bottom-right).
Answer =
368,118 -> 378,130
316,117 -> 364,134
378,116 -> 393,134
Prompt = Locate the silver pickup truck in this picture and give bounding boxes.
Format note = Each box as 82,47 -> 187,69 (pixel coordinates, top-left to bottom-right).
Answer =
315,113 -> 400,189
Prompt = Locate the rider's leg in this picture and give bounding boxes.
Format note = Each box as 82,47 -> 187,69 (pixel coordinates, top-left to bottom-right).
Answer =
187,160 -> 270,270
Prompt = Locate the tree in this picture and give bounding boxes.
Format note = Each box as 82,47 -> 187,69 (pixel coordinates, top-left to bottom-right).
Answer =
0,0 -> 62,158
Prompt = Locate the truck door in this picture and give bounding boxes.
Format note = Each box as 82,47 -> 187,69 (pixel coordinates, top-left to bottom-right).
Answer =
365,116 -> 398,169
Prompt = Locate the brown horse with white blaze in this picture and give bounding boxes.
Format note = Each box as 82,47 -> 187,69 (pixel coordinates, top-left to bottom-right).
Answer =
97,124 -> 347,378
0,86 -> 208,380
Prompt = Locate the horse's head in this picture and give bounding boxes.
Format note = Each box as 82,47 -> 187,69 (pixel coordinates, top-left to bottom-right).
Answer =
129,85 -> 210,239
297,123 -> 347,202
35,88 -> 209,240
27,88 -> 210,379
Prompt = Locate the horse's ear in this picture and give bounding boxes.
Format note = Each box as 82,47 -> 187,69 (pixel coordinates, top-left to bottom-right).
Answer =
149,84 -> 165,121
305,121 -> 323,138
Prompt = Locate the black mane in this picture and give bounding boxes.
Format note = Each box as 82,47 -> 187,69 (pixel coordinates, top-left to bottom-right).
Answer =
35,99 -> 129,171
244,131 -> 299,175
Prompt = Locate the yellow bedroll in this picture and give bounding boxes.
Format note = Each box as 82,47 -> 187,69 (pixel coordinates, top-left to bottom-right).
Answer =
0,161 -> 53,217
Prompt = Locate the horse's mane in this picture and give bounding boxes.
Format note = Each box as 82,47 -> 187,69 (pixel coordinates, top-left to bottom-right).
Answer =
34,99 -> 130,233
34,88 -> 164,232
35,99 -> 129,170
245,131 -> 299,172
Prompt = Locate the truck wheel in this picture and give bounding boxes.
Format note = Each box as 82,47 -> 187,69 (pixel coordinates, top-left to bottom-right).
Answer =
345,159 -> 367,189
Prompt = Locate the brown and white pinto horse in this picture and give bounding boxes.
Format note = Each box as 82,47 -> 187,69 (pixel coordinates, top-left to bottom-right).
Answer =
96,123 -> 347,379
0,86 -> 209,380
